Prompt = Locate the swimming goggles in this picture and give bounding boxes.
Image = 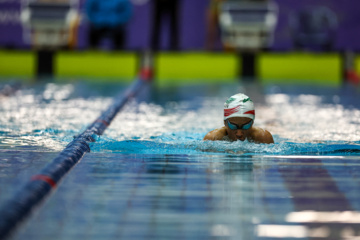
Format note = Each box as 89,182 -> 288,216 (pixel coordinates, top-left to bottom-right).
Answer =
226,119 -> 253,130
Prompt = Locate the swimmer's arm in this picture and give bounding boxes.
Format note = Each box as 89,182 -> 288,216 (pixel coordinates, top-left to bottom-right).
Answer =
252,128 -> 274,144
203,127 -> 227,141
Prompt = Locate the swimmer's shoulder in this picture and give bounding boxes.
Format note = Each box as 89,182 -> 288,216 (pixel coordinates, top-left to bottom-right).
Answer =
203,126 -> 227,141
250,127 -> 274,144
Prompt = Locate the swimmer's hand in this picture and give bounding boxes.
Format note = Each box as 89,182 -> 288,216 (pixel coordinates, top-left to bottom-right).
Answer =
203,127 -> 227,141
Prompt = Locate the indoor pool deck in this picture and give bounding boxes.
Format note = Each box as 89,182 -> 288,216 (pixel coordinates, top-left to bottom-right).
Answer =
0,81 -> 360,240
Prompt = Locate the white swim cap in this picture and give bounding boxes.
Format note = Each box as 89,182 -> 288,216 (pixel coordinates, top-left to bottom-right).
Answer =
224,93 -> 255,120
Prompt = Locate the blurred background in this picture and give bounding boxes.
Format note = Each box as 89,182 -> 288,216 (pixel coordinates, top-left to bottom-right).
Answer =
0,0 -> 360,51
0,0 -> 359,51
0,0 -> 359,86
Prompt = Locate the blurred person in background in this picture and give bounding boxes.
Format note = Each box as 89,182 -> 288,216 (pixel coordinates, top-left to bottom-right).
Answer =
151,0 -> 180,51
85,0 -> 133,50
205,0 -> 224,51
289,6 -> 338,51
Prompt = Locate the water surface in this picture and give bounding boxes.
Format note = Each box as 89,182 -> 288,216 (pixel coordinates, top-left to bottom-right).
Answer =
1,81 -> 360,239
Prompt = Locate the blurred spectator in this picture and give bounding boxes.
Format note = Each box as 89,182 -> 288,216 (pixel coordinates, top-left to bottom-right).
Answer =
151,0 -> 180,51
289,6 -> 338,51
85,0 -> 133,50
205,0 -> 224,51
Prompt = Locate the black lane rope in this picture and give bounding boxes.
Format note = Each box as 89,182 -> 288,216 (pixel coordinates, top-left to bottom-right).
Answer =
0,56 -> 153,240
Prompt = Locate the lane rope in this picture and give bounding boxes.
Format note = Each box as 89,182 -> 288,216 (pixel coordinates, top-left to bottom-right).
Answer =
0,52 -> 153,240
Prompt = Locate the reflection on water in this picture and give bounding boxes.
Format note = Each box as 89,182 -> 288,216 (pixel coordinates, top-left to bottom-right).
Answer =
6,154 -> 256,239
3,153 -> 359,240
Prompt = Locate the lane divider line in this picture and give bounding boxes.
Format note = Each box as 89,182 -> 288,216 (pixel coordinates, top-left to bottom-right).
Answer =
0,52 -> 153,240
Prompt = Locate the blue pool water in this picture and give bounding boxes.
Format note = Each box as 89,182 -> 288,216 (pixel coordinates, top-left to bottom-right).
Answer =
1,81 -> 360,239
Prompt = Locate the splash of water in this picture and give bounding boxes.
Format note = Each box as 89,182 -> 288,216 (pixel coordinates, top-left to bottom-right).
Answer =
1,83 -> 360,156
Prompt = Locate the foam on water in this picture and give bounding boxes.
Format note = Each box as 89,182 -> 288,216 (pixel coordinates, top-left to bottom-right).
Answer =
0,83 -> 113,151
91,135 -> 360,156
1,82 -> 360,156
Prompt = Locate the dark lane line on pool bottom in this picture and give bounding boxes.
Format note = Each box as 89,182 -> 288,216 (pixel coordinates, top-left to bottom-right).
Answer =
278,158 -> 358,240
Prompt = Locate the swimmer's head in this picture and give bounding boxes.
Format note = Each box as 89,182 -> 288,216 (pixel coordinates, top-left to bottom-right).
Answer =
224,93 -> 255,120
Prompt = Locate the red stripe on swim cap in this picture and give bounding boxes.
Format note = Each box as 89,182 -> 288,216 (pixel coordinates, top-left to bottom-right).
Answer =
244,110 -> 255,115
224,106 -> 240,117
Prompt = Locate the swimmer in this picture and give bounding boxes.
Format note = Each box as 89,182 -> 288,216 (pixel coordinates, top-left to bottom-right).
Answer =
203,93 -> 274,144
